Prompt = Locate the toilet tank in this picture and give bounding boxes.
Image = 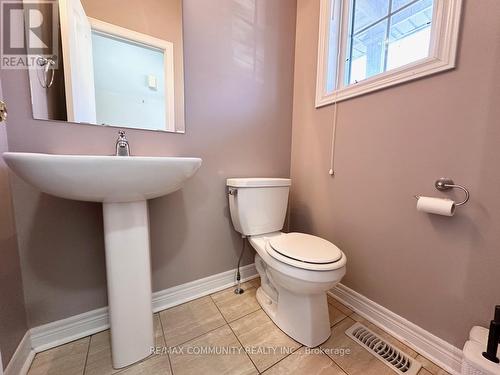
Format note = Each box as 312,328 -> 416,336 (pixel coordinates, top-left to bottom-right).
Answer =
227,178 -> 291,236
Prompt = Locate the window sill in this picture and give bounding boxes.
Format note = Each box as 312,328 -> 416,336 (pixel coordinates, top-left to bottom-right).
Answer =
315,56 -> 456,108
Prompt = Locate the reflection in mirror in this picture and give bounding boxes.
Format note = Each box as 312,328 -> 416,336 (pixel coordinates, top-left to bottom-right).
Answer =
28,0 -> 185,133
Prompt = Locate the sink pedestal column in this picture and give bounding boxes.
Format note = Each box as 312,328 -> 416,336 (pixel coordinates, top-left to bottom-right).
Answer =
102,200 -> 154,369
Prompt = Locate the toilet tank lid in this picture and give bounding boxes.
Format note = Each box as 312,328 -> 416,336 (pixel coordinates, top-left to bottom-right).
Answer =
226,178 -> 291,188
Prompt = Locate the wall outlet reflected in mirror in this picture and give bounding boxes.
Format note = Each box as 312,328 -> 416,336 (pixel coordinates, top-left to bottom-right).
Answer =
147,75 -> 158,91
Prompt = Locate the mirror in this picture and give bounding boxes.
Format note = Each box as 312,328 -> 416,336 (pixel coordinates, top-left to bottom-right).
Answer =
28,0 -> 185,133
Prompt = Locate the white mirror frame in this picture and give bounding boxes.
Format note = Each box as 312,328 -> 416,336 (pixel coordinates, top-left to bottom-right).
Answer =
88,17 -> 177,132
315,0 -> 463,107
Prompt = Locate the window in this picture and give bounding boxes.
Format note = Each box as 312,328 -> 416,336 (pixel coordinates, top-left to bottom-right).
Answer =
316,0 -> 462,107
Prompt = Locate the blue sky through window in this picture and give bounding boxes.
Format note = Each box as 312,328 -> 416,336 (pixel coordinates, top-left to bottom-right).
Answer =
345,0 -> 434,84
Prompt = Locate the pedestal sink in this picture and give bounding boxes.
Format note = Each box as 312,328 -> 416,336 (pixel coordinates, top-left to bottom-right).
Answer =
3,152 -> 202,368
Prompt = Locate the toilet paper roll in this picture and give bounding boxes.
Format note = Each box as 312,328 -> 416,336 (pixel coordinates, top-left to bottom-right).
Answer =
416,196 -> 456,216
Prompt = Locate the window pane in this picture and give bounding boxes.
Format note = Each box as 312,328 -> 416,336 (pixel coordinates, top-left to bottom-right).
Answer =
352,0 -> 390,33
391,0 -> 433,28
348,20 -> 387,84
391,0 -> 414,11
387,0 -> 434,70
326,2 -> 340,92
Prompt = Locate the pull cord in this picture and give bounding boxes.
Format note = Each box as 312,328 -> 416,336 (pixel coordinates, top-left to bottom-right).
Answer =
328,0 -> 345,176
328,99 -> 340,176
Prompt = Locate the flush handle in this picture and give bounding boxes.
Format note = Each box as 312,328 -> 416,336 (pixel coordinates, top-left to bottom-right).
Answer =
0,100 -> 7,123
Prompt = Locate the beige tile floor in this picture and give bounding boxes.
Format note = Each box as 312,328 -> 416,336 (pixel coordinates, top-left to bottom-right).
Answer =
27,278 -> 451,375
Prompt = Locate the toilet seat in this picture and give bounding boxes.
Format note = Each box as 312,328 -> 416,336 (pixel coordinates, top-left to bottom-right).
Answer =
266,233 -> 343,271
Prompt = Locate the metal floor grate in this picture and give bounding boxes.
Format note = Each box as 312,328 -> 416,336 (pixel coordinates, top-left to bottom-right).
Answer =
345,322 -> 422,375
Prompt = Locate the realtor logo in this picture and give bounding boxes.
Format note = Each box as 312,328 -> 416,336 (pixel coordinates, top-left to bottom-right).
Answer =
1,1 -> 59,69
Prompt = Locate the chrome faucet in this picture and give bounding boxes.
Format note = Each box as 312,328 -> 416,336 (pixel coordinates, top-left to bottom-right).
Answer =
115,130 -> 131,156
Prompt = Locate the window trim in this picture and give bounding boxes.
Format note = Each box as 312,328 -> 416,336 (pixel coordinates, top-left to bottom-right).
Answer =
315,0 -> 462,108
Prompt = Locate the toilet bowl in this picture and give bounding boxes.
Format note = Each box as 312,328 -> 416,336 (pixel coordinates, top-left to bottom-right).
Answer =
227,178 -> 347,347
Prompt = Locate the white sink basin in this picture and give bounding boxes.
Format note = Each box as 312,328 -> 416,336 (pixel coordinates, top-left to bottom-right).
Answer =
3,152 -> 202,203
3,152 -> 202,369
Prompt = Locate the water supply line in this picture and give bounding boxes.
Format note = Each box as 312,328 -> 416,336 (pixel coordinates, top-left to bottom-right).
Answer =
234,235 -> 247,295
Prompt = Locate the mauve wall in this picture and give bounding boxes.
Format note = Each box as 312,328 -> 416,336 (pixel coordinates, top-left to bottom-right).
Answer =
3,0 -> 296,327
290,0 -> 500,347
0,73 -> 28,368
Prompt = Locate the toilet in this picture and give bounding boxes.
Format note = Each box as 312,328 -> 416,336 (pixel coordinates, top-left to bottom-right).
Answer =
227,178 -> 347,347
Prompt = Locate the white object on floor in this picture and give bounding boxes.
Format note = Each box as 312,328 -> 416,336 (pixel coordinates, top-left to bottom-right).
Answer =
462,326 -> 500,375
416,196 -> 456,216
227,177 -> 347,347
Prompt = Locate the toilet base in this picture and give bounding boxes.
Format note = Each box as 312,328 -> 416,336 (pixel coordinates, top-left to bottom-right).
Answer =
256,286 -> 331,347
250,236 -> 345,348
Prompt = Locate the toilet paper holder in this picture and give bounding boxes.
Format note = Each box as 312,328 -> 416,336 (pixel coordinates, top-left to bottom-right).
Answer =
415,178 -> 470,206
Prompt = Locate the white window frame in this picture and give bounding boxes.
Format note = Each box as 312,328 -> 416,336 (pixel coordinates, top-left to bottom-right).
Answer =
315,0 -> 462,107
88,18 -> 176,131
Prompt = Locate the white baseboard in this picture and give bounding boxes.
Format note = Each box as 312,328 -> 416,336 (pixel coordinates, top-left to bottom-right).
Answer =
330,283 -> 463,375
152,263 -> 258,312
4,332 -> 34,375
31,263 -> 257,353
10,266 -> 465,375
30,307 -> 109,352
